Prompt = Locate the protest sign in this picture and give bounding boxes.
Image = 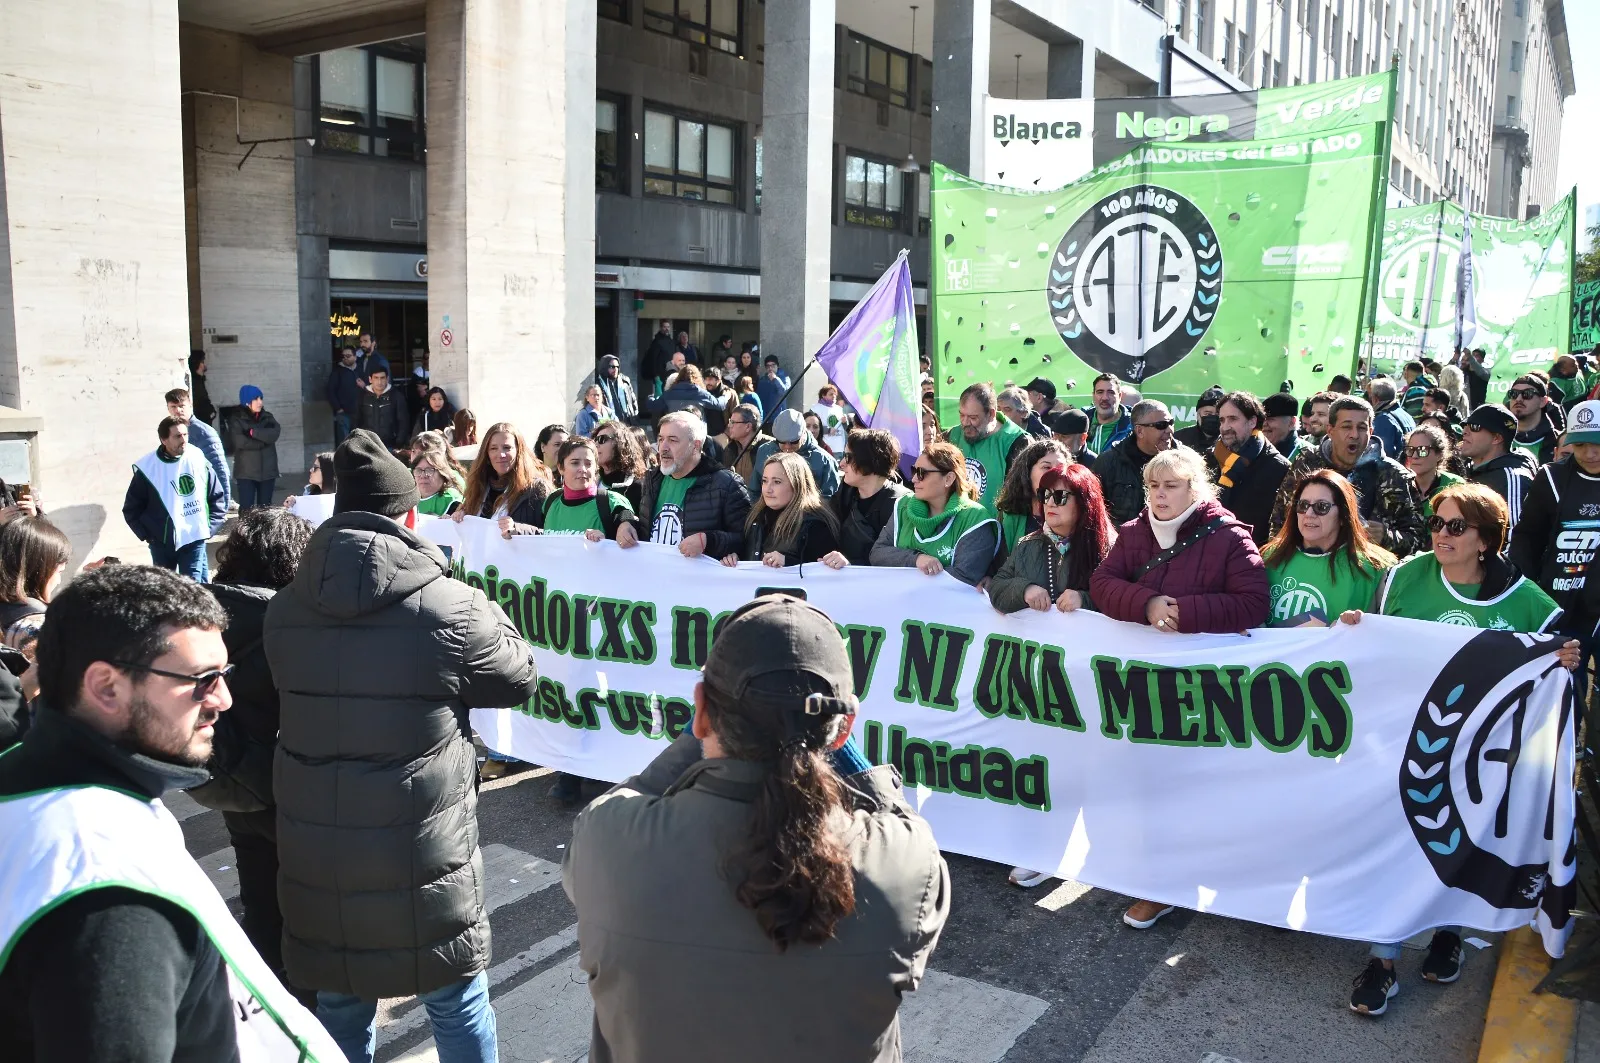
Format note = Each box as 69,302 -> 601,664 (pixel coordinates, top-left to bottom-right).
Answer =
982,71 -> 1394,192
424,519 -> 1576,953
931,122 -> 1388,424
1573,279 -> 1600,352
1365,195 -> 1576,390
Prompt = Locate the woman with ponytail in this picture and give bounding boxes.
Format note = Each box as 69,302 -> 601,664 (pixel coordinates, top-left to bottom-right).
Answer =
563,595 -> 950,1062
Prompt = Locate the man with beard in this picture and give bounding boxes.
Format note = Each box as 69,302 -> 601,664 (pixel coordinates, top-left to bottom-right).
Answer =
1507,373 -> 1560,465
1094,400 -> 1178,526
946,382 -> 1028,515
1270,396 -> 1426,556
1458,404 -> 1535,529
1208,391 -> 1290,545
0,566 -> 339,1059
1083,373 -> 1133,454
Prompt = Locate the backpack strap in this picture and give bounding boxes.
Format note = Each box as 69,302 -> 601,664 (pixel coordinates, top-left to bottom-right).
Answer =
1133,517 -> 1228,580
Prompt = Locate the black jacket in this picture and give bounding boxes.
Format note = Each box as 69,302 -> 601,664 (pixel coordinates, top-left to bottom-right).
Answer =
828,482 -> 910,566
639,455 -> 752,558
357,386 -> 407,450
643,331 -> 677,384
413,403 -> 456,437
185,583 -> 278,814
228,409 -> 281,482
736,509 -> 840,565
1093,436 -> 1162,527
123,449 -> 230,548
644,382 -> 726,434
325,363 -> 360,417
264,511 -> 540,998
1509,459 -> 1600,634
0,646 -> 30,748
1468,449 -> 1537,536
0,706 -> 234,1062
1207,435 -> 1291,546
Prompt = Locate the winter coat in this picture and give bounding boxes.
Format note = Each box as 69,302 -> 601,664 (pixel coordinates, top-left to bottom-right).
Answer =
191,372 -> 217,426
413,403 -> 456,438
829,482 -> 910,566
725,433 -> 772,485
748,435 -> 841,499
1090,498 -> 1269,633
471,478 -> 553,535
868,508 -> 999,588
1509,458 -> 1600,632
122,449 -> 229,548
1206,434 -> 1291,546
645,382 -> 726,434
358,386 -> 407,450
643,332 -> 677,385
1093,435 -> 1164,527
326,362 -> 360,416
989,531 -> 1101,614
229,409 -> 281,482
1271,437 -> 1428,557
264,511 -> 540,997
735,508 -> 840,565
0,646 -> 30,749
1469,448 -> 1537,546
756,372 -> 791,419
563,733 -> 949,1063
1371,401 -> 1416,462
185,582 -> 278,814
184,416 -> 232,507
574,406 -> 610,438
639,455 -> 752,559
598,372 -> 639,422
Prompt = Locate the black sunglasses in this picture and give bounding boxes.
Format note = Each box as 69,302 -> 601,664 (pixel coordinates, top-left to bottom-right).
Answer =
1295,499 -> 1336,515
910,466 -> 942,481
593,432 -> 617,444
1137,419 -> 1174,431
1041,489 -> 1077,506
1404,445 -> 1435,458
1506,387 -> 1543,401
1427,515 -> 1476,537
119,662 -> 235,701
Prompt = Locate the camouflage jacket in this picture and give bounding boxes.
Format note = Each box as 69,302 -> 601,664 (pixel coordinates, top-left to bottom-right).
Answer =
1269,437 -> 1428,557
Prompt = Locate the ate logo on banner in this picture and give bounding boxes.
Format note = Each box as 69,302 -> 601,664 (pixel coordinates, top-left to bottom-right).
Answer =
1403,631 -> 1575,921
1048,185 -> 1221,384
1378,230 -> 1461,334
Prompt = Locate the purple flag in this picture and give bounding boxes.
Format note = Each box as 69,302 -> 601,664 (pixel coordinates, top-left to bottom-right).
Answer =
815,250 -> 922,468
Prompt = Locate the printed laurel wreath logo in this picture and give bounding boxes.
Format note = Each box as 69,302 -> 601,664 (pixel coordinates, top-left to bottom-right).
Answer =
1403,630 -> 1575,917
1048,185 -> 1221,383
964,459 -> 986,498
176,474 -> 196,496
1579,406 -> 1596,428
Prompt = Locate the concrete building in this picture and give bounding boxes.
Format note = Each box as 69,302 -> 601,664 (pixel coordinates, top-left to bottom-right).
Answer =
1487,0 -> 1575,219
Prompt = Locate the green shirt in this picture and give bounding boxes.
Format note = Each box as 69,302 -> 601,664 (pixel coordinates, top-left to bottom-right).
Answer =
650,474 -> 692,545
950,418 -> 1024,515
1377,552 -> 1561,632
544,490 -> 635,536
1088,416 -> 1121,456
1418,470 -> 1464,519
892,493 -> 996,565
416,487 -> 463,517
1265,548 -> 1388,626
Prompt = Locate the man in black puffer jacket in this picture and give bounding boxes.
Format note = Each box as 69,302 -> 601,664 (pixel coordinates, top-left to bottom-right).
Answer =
639,411 -> 751,556
264,430 -> 539,1061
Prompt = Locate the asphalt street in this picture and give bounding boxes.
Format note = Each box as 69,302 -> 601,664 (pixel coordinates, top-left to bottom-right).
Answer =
170,767 -> 1497,1063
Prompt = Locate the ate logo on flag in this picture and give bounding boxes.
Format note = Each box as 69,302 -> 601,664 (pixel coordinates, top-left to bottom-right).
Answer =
1048,185 -> 1221,384
1403,630 -> 1575,924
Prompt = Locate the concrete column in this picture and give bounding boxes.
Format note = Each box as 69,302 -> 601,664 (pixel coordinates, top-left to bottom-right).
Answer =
0,0 -> 190,561
182,26 -> 304,477
566,0 -> 598,403
427,0 -> 587,431
931,0 -> 991,174
1047,38 -> 1092,98
759,0 -> 836,408
616,290 -> 640,385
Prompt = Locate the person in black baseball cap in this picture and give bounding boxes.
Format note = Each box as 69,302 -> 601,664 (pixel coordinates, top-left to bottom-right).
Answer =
1459,403 -> 1535,511
1176,385 -> 1226,452
1025,376 -> 1061,416
563,594 -> 950,1063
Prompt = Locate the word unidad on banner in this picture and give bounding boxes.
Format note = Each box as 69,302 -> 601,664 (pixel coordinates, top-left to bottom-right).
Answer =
457,561 -> 1354,812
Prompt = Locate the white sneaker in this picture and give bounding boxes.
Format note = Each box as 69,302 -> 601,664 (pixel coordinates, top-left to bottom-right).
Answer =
1008,867 -> 1051,888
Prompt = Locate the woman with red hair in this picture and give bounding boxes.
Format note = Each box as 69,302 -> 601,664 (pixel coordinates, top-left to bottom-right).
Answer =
988,463 -> 1114,889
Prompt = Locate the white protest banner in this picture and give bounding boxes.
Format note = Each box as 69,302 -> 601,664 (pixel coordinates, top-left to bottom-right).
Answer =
283,493 -> 335,527
425,517 -> 1576,954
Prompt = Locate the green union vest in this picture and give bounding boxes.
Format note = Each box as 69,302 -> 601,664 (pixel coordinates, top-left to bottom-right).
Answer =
950,418 -> 1024,515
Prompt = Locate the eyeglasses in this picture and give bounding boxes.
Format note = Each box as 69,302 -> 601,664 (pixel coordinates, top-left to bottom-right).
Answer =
1041,489 -> 1077,506
910,466 -> 942,481
119,662 -> 235,701
1404,446 -> 1435,458
593,433 -> 616,444
1137,419 -> 1174,431
839,453 -> 854,466
1506,388 -> 1543,401
1427,515 -> 1476,537
1295,499 -> 1336,515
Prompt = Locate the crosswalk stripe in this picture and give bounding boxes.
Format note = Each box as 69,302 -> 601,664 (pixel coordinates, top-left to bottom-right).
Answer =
1035,879 -> 1094,912
382,960 -> 1048,1063
162,790 -> 209,822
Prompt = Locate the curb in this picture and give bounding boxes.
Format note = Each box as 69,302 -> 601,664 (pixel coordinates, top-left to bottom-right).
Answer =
1477,926 -> 1577,1062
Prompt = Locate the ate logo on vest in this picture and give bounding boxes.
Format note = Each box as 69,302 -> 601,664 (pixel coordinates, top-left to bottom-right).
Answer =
1048,185 -> 1221,384
1401,631 -> 1575,926
1270,576 -> 1326,623
964,459 -> 986,499
176,473 -> 196,496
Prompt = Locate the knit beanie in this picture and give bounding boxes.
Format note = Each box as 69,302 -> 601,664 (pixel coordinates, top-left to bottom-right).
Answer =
334,429 -> 419,518
239,384 -> 264,406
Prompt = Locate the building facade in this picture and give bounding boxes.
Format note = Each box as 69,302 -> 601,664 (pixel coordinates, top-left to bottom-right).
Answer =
1487,0 -> 1575,219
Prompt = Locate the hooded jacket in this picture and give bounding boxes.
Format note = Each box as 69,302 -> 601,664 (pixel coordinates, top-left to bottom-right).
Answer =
1509,458 -> 1600,633
1093,435 -> 1163,527
1467,448 -> 1536,536
228,408 -> 281,483
264,511 -> 539,998
357,385 -> 407,450
597,359 -> 639,421
1270,437 -> 1427,557
748,434 -> 841,500
1370,400 -> 1416,462
640,454 -> 752,559
185,582 -> 278,814
1081,404 -> 1134,453
1090,498 -> 1269,633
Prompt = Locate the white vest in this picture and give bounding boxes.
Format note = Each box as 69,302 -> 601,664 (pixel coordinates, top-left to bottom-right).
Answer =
0,785 -> 343,1062
133,448 -> 213,549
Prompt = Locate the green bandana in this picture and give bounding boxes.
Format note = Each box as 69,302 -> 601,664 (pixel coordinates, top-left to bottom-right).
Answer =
893,493 -> 996,565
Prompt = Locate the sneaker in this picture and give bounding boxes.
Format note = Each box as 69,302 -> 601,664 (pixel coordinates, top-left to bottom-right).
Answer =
478,758 -> 513,781
1421,930 -> 1463,983
1349,958 -> 1399,1016
1122,900 -> 1175,929
1008,867 -> 1050,888
549,773 -> 583,807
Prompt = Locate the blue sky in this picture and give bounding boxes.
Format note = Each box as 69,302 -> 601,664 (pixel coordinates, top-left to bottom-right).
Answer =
1555,2 -> 1597,228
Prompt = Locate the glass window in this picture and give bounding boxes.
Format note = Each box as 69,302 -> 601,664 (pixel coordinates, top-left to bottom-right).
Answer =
600,0 -> 628,22
1509,41 -> 1522,73
843,152 -> 903,229
845,155 -> 866,206
845,32 -> 912,108
316,46 -> 423,159
645,0 -> 740,53
644,107 -> 738,203
754,134 -> 763,211
918,171 -> 931,236
597,97 -> 623,191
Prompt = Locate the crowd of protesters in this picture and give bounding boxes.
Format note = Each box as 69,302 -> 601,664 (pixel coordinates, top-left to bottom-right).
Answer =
7,336 -> 1600,1062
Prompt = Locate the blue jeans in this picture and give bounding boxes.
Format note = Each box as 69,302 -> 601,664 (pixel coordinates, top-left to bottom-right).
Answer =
333,412 -> 353,446
149,540 -> 208,582
1370,926 -> 1461,961
317,972 -> 497,1063
236,478 -> 276,511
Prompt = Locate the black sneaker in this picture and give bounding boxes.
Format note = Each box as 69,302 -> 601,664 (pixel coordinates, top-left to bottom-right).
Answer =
1349,958 -> 1399,1016
549,773 -> 583,808
1421,930 -> 1463,983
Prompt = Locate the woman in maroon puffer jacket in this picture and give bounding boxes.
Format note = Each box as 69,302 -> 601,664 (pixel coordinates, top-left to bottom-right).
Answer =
1089,445 -> 1268,932
1090,446 -> 1269,636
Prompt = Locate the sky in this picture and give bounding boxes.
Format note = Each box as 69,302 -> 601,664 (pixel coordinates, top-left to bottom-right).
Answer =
1555,1 -> 1599,235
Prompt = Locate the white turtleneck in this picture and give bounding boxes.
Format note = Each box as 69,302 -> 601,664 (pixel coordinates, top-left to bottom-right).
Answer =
1148,500 -> 1200,550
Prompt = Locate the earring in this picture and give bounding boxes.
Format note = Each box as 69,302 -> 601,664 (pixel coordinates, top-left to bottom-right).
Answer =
1478,551 -> 1485,562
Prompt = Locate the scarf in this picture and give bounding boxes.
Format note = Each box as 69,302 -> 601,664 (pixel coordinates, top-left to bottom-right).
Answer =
893,493 -> 995,565
563,484 -> 599,502
1212,432 -> 1265,490
1148,500 -> 1200,550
